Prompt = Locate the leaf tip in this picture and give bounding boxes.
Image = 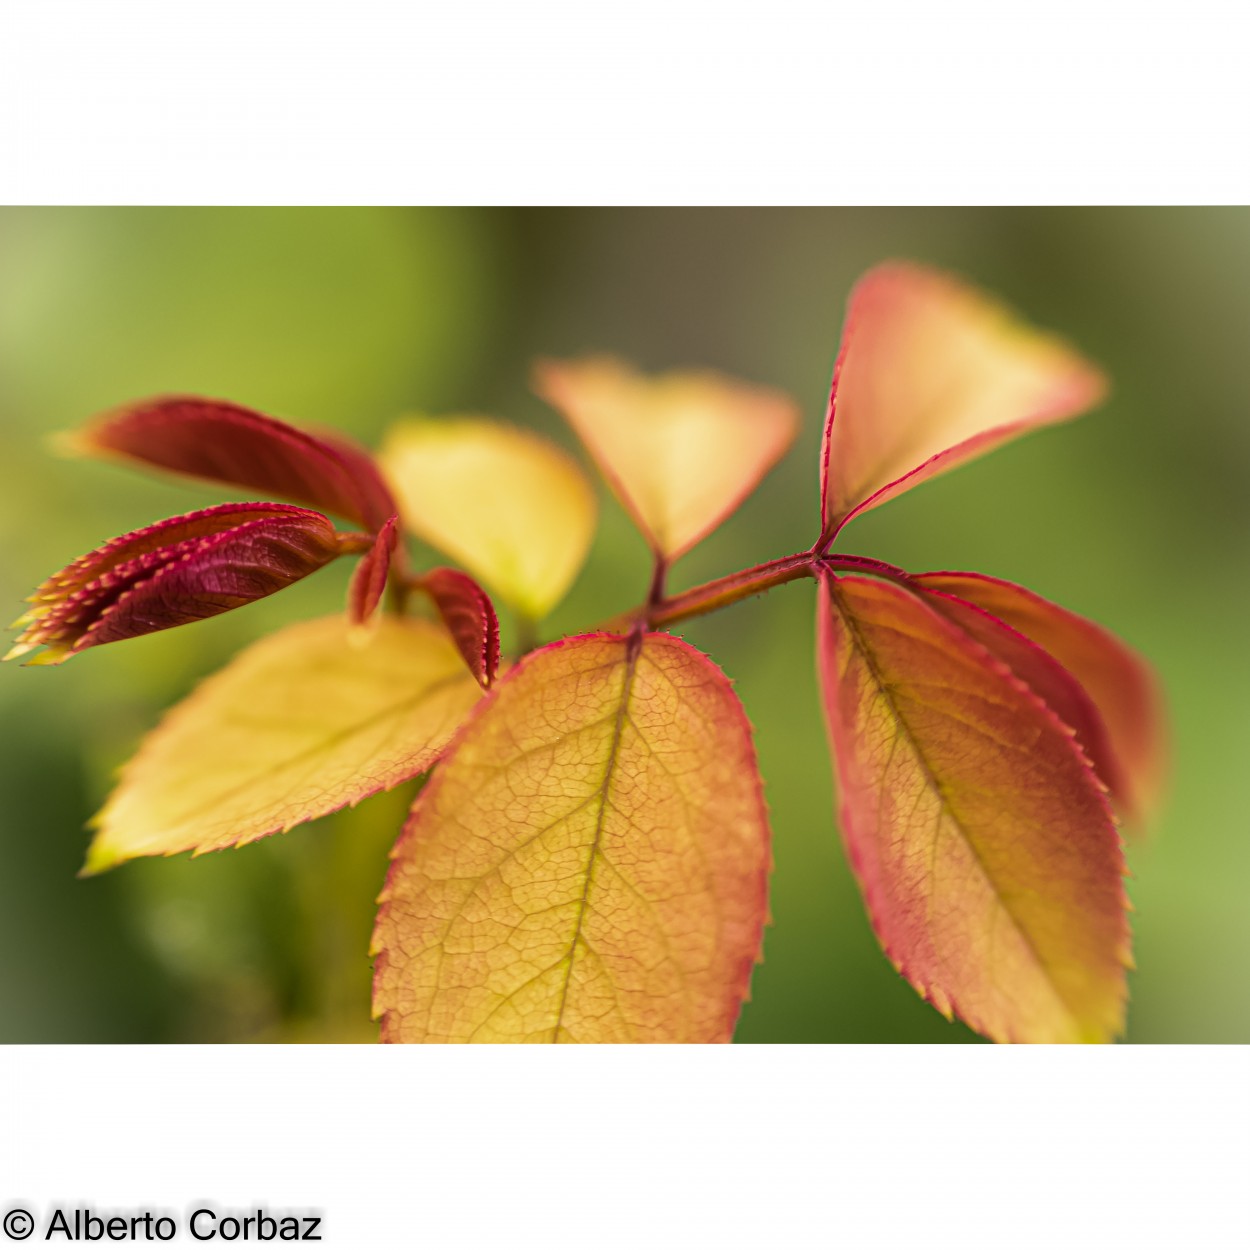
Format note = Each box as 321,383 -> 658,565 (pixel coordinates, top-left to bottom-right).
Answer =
79,839 -> 125,877
46,427 -> 92,460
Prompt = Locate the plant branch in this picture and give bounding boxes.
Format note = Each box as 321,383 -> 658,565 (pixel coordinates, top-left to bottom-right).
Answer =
646,552 -> 818,627
642,550 -> 916,629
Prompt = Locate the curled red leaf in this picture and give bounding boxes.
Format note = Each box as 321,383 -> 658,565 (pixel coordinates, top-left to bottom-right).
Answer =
418,567 -> 500,688
348,515 -> 400,626
7,502 -> 343,665
68,396 -> 398,532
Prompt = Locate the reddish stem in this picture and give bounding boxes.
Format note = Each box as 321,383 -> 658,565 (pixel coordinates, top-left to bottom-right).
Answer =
644,550 -> 914,629
646,552 -> 816,627
647,555 -> 669,609
335,530 -> 375,555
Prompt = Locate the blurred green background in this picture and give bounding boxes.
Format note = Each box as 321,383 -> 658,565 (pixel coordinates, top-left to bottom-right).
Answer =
0,208 -> 1244,1043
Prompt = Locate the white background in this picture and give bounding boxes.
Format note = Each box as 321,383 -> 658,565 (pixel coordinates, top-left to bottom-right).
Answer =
3,1047 -> 1248,1246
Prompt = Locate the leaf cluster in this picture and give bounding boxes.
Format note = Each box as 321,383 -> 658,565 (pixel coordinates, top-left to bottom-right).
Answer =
7,261 -> 1166,1043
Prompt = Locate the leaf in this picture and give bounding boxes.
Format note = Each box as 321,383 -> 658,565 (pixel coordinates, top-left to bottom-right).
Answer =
7,502 -> 344,665
820,262 -> 1107,540
533,356 -> 798,561
379,417 -> 596,620
911,582 -> 1127,821
817,572 -> 1130,1043
83,614 -> 484,873
373,631 -> 772,1042
914,571 -> 1166,826
67,396 -> 398,532
418,566 -> 501,688
348,515 -> 400,626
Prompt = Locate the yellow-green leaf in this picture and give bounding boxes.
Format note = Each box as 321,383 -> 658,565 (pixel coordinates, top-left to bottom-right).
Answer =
373,631 -> 772,1042
379,417 -> 597,620
84,615 -> 483,873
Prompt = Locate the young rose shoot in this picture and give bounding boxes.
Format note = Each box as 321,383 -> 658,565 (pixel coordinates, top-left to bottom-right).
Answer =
7,261 -> 1166,1044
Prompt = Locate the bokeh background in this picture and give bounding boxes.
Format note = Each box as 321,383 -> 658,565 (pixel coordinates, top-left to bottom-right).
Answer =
0,207 -> 1244,1043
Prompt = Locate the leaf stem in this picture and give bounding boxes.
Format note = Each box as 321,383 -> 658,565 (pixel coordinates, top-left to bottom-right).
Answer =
647,555 -> 669,608
644,550 -> 914,629
335,531 -> 375,555
646,552 -> 816,627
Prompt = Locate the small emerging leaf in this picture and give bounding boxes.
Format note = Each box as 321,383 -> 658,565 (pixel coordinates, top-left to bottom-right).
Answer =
418,566 -> 501,688
348,515 -> 400,626
534,356 -> 798,561
914,571 -> 1166,826
380,417 -> 596,620
68,396 -> 398,532
84,615 -> 484,873
820,262 -> 1107,539
373,631 -> 772,1042
7,502 -> 342,665
817,573 -> 1130,1043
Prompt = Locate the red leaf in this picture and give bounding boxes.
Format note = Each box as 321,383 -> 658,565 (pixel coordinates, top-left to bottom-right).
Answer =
348,515 -> 399,625
418,567 -> 501,688
7,502 -> 342,664
914,571 -> 1166,825
817,572 -> 1130,1043
68,396 -> 398,532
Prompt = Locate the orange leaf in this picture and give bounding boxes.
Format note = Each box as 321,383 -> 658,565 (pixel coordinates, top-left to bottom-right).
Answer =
534,356 -> 798,560
817,573 -> 1130,1043
84,615 -> 483,873
373,631 -> 771,1042
820,262 -> 1107,540
914,571 -> 1166,826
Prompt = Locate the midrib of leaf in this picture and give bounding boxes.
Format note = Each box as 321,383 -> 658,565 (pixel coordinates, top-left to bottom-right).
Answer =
110,669 -> 474,836
828,582 -> 1081,1031
550,636 -> 643,1042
